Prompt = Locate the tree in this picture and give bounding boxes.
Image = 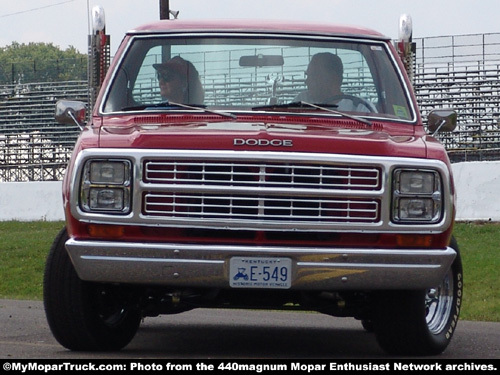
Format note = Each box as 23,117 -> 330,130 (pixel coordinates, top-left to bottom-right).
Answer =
0,42 -> 87,84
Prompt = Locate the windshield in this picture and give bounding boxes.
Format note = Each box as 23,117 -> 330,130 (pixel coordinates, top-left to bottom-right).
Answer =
102,35 -> 414,121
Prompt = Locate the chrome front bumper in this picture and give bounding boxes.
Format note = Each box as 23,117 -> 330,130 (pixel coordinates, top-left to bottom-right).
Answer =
65,239 -> 456,290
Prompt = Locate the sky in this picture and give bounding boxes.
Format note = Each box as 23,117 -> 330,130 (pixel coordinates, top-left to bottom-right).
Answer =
1,0 -> 499,55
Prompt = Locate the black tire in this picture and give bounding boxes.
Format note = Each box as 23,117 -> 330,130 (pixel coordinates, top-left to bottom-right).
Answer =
361,319 -> 374,332
43,228 -> 142,351
372,236 -> 463,356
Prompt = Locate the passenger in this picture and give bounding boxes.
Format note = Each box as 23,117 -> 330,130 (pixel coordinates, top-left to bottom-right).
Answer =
295,52 -> 374,112
153,56 -> 204,104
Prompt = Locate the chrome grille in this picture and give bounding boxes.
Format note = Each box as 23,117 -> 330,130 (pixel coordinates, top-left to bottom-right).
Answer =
142,159 -> 382,225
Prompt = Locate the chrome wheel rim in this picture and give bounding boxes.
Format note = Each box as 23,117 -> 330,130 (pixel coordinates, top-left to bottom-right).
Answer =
425,268 -> 454,334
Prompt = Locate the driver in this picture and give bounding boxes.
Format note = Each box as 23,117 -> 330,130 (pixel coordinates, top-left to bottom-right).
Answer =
295,52 -> 374,112
153,56 -> 204,104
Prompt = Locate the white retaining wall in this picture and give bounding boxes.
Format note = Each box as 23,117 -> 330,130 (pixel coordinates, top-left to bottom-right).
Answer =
451,161 -> 500,222
0,161 -> 499,222
0,181 -> 64,222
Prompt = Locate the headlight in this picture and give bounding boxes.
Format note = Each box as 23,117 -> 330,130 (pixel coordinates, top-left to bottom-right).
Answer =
392,169 -> 442,223
81,159 -> 132,213
90,161 -> 127,184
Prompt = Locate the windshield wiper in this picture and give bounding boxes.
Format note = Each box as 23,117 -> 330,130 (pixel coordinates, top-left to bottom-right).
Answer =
252,101 -> 372,127
252,101 -> 337,111
121,101 -> 236,119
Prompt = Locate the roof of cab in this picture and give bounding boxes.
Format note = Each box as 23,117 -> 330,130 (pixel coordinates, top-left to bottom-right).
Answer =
128,19 -> 389,41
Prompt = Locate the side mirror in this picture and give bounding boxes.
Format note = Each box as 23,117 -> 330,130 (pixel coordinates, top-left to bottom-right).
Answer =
55,100 -> 87,130
427,109 -> 457,135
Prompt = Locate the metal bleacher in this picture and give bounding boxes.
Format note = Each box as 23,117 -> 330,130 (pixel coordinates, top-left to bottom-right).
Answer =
414,33 -> 500,162
0,81 -> 87,182
1,32 -> 500,182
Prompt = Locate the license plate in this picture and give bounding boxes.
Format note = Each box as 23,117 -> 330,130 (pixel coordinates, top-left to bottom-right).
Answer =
229,257 -> 292,289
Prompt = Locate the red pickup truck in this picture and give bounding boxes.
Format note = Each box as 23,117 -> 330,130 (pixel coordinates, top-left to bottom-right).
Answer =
44,18 -> 462,356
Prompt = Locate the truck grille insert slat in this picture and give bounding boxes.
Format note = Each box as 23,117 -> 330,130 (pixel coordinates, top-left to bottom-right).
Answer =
144,193 -> 379,222
142,159 -> 382,224
145,161 -> 380,189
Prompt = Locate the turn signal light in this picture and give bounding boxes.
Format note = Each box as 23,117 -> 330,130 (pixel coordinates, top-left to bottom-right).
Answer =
396,234 -> 433,248
88,224 -> 125,238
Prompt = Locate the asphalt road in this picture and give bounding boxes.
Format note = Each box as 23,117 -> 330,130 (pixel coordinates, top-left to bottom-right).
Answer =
1,299 -> 499,359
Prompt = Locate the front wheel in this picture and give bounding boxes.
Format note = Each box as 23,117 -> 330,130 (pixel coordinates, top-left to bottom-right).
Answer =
43,228 -> 142,351
372,237 -> 463,356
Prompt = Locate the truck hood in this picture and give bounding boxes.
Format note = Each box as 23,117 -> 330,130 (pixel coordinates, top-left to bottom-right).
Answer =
97,117 -> 428,158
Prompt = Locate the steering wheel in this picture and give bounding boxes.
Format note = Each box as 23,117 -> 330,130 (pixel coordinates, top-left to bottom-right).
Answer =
328,94 -> 377,113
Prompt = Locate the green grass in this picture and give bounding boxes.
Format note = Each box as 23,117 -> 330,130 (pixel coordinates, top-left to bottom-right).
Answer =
0,221 -> 64,300
453,222 -> 500,322
0,221 -> 498,321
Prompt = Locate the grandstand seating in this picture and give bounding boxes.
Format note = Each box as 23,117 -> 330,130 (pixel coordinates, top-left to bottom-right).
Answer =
0,81 -> 86,181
